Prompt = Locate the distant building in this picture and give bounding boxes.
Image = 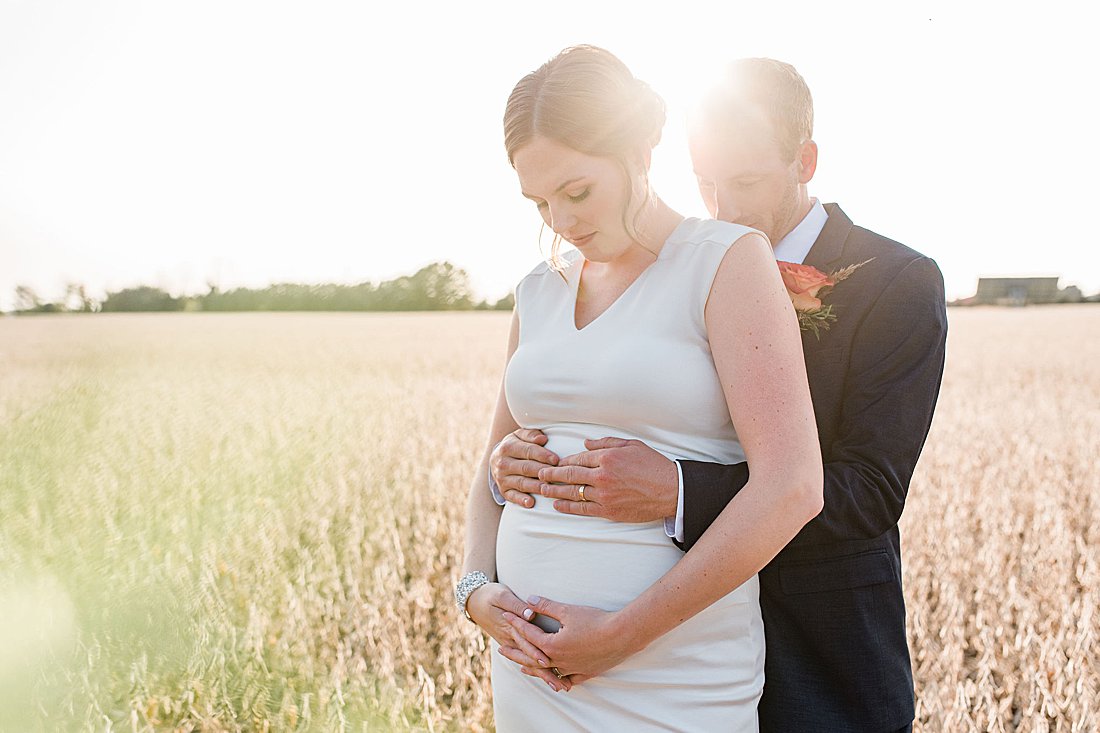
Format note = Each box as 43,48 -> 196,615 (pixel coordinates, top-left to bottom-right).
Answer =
1058,285 -> 1084,303
972,277 -> 1060,306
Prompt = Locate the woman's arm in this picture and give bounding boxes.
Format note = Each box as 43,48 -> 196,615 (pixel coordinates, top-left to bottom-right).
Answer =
460,311 -> 569,690
460,310 -> 519,580
619,230 -> 822,641
506,231 -> 822,678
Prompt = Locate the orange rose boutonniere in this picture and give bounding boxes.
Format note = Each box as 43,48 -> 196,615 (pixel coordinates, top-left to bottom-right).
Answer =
777,258 -> 874,339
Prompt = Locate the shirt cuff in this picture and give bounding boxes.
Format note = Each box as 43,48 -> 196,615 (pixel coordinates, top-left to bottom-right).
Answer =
663,460 -> 685,543
489,467 -> 506,506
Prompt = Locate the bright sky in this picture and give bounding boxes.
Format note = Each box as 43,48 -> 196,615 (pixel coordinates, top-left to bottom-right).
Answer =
2,1 -> 1097,311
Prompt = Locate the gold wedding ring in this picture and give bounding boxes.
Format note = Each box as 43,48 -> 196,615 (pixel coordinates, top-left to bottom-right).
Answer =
578,485 -> 588,502
552,667 -> 565,679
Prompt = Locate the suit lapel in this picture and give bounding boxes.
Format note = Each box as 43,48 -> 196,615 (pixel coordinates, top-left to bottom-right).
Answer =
802,203 -> 853,273
800,204 -> 855,353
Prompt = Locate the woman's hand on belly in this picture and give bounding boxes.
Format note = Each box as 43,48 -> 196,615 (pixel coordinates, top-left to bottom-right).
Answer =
467,583 -> 573,692
504,595 -> 642,685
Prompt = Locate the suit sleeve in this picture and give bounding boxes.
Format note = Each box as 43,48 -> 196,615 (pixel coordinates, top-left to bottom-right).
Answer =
677,255 -> 947,551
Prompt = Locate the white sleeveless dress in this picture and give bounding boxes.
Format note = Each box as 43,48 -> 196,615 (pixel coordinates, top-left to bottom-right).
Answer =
494,218 -> 765,732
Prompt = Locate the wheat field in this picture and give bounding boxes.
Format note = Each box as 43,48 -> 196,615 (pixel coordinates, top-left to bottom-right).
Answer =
0,306 -> 1096,731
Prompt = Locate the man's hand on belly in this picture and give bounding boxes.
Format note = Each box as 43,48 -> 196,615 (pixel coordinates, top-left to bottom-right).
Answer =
503,595 -> 645,686
492,429 -> 560,509
536,438 -> 678,523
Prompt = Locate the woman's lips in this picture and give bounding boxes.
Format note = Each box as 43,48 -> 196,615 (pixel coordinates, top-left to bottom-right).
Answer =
571,232 -> 596,246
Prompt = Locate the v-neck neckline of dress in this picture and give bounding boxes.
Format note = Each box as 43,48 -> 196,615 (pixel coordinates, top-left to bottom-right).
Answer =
568,218 -> 690,333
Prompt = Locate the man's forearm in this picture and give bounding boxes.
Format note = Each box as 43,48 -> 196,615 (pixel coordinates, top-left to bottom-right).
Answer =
680,451 -> 930,551
677,460 -> 750,551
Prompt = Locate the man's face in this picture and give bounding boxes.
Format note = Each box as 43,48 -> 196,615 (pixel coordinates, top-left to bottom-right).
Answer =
689,113 -> 803,247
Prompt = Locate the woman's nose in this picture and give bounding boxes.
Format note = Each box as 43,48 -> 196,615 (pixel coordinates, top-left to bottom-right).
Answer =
548,206 -> 576,235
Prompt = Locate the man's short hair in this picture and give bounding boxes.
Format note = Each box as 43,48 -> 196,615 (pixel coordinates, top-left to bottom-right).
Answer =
698,58 -> 814,162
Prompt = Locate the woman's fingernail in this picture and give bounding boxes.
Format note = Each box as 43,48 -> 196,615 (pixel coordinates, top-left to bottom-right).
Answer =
551,682 -> 560,692
522,608 -> 534,620
527,595 -> 541,604
539,658 -> 549,666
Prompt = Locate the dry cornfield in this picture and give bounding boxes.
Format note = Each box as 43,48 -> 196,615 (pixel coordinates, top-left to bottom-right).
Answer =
0,306 -> 1096,731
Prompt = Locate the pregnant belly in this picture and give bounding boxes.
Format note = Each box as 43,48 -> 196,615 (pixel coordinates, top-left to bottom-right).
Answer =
496,498 -> 684,632
495,425 -> 682,622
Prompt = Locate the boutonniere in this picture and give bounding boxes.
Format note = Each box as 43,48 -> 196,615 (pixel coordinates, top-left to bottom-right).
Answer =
777,258 -> 875,339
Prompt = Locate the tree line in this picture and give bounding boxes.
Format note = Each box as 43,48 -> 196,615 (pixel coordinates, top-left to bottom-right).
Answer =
9,262 -> 514,314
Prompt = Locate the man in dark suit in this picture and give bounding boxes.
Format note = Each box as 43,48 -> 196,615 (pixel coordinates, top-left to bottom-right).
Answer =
490,59 -> 947,732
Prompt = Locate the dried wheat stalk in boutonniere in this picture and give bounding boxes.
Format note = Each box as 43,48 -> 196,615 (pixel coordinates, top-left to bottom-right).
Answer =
777,258 -> 875,340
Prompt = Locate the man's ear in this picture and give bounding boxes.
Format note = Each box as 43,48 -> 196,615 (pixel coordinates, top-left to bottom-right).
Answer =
797,140 -> 818,184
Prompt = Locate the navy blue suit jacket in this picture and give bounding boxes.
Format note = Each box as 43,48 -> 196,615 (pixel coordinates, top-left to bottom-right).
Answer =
678,204 -> 947,732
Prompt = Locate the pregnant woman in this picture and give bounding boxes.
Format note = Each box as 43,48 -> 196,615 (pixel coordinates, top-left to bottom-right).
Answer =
456,46 -> 822,731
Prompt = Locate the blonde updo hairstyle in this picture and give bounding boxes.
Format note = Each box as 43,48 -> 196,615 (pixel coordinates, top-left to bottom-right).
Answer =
504,45 -> 667,269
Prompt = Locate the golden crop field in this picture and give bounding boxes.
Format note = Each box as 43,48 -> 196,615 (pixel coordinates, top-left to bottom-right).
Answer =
1,306 -> 1097,732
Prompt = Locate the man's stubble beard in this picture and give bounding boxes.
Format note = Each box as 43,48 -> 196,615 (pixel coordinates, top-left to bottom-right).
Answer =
770,170 -> 802,246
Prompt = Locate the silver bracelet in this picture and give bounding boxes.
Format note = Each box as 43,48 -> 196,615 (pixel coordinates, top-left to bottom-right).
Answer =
455,570 -> 491,621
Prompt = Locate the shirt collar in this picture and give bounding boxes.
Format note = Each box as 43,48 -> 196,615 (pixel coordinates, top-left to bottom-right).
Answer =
772,198 -> 828,265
